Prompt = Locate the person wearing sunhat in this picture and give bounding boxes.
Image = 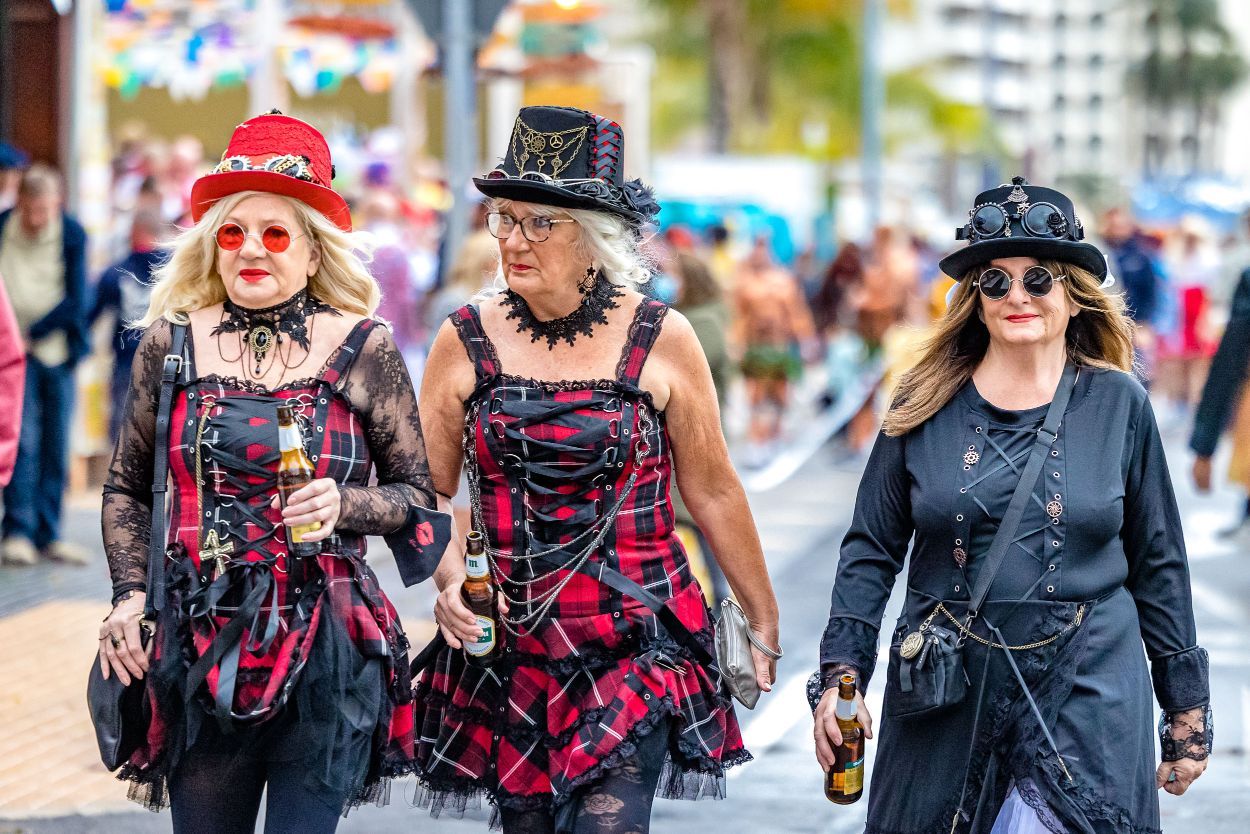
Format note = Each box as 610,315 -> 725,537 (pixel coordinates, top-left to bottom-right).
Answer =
412,105 -> 781,833
95,111 -> 450,831
813,177 -> 1211,832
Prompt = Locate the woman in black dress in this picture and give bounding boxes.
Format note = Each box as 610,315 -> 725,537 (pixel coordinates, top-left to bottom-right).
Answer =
813,178 -> 1211,833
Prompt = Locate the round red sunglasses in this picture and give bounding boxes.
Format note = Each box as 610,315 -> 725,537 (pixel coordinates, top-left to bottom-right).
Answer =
214,222 -> 305,254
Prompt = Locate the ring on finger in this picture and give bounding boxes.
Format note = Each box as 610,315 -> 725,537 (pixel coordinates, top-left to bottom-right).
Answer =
109,633 -> 122,649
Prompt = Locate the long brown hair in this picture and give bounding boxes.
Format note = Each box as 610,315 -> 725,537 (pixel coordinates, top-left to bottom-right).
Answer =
674,251 -> 722,308
881,259 -> 1135,436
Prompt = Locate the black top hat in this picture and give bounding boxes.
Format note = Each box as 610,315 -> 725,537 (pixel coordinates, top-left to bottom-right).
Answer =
473,106 -> 659,227
939,176 -> 1107,279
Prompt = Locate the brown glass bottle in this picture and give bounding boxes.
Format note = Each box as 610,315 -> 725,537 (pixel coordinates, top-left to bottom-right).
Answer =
461,531 -> 501,666
276,405 -> 321,558
824,672 -> 865,805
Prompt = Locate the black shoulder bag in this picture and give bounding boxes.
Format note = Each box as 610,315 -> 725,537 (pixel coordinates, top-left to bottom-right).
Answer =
87,324 -> 186,769
890,363 -> 1077,718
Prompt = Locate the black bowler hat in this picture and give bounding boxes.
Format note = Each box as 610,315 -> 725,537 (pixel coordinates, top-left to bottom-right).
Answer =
473,105 -> 659,227
939,176 -> 1107,279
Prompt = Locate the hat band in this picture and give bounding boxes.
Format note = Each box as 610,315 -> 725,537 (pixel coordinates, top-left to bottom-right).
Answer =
213,153 -> 317,184
485,168 -> 605,187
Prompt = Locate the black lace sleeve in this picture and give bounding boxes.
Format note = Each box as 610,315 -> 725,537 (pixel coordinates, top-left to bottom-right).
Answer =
101,319 -> 173,597
337,323 -> 437,530
1160,704 -> 1213,762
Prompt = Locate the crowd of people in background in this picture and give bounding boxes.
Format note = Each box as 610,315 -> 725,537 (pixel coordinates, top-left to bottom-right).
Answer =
8,127 -> 1250,566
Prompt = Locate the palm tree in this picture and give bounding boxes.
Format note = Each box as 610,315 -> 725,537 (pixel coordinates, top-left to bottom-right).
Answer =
643,0 -> 988,161
1132,0 -> 1247,176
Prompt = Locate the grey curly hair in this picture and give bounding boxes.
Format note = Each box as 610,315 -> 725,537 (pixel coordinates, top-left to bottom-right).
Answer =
483,198 -> 654,295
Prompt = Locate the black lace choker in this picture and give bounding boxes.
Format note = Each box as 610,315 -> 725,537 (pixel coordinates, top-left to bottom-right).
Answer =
502,274 -> 623,350
213,289 -> 339,375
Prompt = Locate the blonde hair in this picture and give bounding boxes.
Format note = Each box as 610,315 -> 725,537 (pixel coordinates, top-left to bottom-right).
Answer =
481,198 -> 654,298
881,259 -> 1135,436
138,191 -> 378,327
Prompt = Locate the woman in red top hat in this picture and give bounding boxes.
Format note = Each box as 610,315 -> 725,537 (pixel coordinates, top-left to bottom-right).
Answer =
96,111 -> 450,832
412,105 -> 781,833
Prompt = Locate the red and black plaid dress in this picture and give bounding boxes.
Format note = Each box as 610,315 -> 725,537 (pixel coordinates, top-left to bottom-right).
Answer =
116,319 -> 427,811
412,299 -> 749,823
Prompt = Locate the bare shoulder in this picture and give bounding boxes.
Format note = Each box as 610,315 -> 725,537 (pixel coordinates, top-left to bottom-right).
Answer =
186,304 -> 223,337
639,306 -> 701,412
652,306 -> 699,356
313,309 -> 368,350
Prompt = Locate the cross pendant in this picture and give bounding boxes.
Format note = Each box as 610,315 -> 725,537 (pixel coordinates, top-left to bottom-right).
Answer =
202,529 -> 235,578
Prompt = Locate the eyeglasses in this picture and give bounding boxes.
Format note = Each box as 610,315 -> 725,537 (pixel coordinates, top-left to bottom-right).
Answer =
974,265 -> 1066,300
961,201 -> 1070,242
486,211 -> 576,243
214,223 -> 305,254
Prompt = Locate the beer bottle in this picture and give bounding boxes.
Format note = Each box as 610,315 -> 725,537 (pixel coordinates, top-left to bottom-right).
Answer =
825,672 -> 865,805
276,405 -> 321,558
462,531 -> 501,665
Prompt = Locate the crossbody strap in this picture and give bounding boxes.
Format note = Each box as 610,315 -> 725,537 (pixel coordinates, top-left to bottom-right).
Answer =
571,558 -> 717,667
967,363 -> 1077,618
144,323 -> 187,618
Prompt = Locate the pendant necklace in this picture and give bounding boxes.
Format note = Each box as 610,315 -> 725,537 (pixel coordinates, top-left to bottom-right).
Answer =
502,271 -> 623,350
213,288 -> 339,381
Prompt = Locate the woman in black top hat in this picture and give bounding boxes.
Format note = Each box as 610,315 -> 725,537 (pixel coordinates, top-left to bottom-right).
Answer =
411,106 -> 780,833
813,178 -> 1211,833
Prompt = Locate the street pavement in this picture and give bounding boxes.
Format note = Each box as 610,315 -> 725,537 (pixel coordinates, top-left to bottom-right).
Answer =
1,413 -> 1248,833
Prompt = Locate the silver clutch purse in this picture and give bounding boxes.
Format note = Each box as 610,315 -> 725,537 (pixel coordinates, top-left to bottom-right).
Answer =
715,597 -> 783,709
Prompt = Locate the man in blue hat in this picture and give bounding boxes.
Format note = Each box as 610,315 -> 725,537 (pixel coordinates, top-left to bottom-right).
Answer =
0,141 -> 30,213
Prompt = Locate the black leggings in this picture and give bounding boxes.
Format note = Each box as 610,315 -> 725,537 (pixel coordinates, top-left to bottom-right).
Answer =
168,746 -> 344,834
499,726 -> 669,834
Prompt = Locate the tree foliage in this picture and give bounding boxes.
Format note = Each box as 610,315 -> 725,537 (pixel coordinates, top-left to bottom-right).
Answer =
1131,0 -> 1247,173
642,0 -> 987,159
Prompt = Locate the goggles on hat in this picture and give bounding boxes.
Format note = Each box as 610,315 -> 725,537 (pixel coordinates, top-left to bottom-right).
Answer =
958,200 -> 1070,242
212,153 -> 316,183
974,265 -> 1066,300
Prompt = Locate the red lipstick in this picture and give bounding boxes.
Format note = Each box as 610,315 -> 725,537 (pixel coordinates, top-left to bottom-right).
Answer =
1006,314 -> 1038,322
239,269 -> 270,283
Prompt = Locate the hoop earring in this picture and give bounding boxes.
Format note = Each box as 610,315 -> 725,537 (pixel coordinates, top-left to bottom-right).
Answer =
579,266 -> 597,294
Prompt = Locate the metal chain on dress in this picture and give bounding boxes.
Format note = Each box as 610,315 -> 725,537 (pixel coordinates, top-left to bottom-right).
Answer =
463,398 -> 656,637
934,600 -> 1085,651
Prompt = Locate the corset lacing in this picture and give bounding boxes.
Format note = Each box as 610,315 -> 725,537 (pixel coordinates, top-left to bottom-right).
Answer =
464,392 -> 655,637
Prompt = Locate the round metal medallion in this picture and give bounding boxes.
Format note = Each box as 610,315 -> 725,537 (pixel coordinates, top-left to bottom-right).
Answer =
1046,500 -> 1064,519
900,631 -> 924,660
964,450 -> 980,465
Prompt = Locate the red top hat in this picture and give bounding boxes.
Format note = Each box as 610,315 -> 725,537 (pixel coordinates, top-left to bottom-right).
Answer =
190,111 -> 351,231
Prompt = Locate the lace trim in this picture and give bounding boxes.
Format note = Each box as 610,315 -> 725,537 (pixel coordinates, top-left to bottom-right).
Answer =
185,318 -> 369,395
1160,703 -> 1213,762
614,298 -> 660,381
411,695 -> 749,829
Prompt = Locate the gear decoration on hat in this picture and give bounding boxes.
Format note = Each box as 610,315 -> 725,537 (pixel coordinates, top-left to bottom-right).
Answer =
511,118 -> 589,178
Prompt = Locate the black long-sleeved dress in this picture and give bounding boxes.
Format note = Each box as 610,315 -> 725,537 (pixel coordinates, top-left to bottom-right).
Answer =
820,367 -> 1210,834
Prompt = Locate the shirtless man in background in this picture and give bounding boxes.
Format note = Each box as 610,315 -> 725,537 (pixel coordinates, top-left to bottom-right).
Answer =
732,236 -> 816,460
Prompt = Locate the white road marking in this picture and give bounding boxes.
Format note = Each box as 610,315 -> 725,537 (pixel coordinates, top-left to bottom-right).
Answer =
1190,579 -> 1247,625
729,673 -> 811,779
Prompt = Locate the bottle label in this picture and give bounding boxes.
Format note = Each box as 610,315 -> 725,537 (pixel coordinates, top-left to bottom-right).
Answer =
279,424 -> 303,453
833,757 -> 864,795
464,615 -> 496,656
466,553 -> 488,578
288,520 -> 321,543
